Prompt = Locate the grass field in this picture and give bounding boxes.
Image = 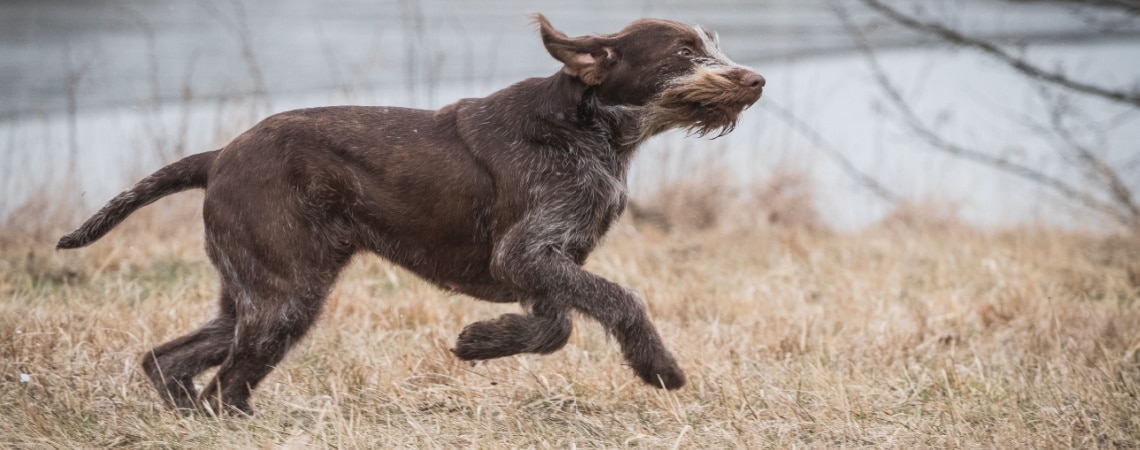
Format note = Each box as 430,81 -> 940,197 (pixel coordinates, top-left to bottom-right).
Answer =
2,191 -> 1139,448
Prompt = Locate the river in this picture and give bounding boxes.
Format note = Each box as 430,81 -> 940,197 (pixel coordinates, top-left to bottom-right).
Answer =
2,0 -> 1137,229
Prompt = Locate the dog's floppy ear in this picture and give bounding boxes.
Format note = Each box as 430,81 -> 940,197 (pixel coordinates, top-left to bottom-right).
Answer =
534,14 -> 615,86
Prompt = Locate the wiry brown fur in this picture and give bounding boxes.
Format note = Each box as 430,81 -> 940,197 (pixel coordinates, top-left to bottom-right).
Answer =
642,68 -> 761,139
57,14 -> 764,415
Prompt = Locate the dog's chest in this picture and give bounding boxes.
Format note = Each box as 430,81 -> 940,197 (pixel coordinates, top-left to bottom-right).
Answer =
574,156 -> 627,228
534,149 -> 628,258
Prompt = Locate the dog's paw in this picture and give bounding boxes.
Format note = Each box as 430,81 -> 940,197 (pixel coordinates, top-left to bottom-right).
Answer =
451,317 -> 523,361
633,357 -> 687,390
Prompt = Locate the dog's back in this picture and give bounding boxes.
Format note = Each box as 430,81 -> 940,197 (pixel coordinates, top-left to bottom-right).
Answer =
206,105 -> 497,284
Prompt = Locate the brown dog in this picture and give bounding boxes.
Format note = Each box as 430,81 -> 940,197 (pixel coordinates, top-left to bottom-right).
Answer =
58,14 -> 763,414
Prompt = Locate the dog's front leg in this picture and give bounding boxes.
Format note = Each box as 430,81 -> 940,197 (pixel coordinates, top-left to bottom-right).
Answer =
456,224 -> 685,390
451,300 -> 573,360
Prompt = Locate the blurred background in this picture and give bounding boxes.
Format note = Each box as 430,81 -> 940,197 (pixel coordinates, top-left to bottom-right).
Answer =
2,0 -> 1138,232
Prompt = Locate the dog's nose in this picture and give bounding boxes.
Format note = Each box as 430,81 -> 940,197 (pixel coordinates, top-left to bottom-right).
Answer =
741,72 -> 766,90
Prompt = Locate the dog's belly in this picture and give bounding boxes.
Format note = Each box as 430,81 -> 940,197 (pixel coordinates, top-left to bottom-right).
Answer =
352,207 -> 497,289
344,151 -> 498,287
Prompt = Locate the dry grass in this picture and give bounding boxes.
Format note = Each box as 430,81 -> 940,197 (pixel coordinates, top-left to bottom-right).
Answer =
2,192 -> 1140,448
629,164 -> 822,233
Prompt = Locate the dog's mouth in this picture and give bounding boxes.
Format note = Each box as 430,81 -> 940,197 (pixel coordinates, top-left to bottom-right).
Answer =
640,81 -> 763,140
717,101 -> 752,119
707,93 -> 760,121
702,84 -> 762,123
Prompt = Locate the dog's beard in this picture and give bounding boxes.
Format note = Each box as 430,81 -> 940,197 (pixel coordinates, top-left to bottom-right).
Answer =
636,72 -> 760,141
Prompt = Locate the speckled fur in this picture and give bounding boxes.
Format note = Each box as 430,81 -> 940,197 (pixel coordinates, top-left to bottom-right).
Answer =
57,14 -> 763,415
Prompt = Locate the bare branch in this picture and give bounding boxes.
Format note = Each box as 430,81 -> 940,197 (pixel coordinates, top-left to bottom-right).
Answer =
1057,0 -> 1140,15
62,44 -> 94,181
763,100 -> 899,203
200,0 -> 269,119
1014,89 -> 1140,228
832,1 -> 1135,227
1038,88 -> 1140,226
860,0 -> 1140,108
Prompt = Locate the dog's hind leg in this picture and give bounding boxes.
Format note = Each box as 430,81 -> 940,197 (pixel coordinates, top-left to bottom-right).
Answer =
189,230 -> 349,414
141,290 -> 236,410
452,301 -> 573,360
194,258 -> 343,415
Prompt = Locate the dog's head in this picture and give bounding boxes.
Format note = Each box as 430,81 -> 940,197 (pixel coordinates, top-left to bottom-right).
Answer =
536,14 -> 764,139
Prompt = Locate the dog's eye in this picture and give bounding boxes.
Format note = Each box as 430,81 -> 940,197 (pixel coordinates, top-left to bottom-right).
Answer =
677,47 -> 694,58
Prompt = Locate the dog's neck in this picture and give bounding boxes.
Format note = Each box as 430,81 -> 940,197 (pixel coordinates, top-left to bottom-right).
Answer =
528,72 -> 650,155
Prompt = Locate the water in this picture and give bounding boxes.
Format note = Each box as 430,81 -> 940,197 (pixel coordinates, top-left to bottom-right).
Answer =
2,0 -> 1138,229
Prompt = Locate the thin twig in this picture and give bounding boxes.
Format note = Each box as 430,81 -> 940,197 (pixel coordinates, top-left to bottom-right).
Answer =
123,8 -> 174,163
62,44 -> 93,182
1037,87 -> 1140,226
200,0 -> 269,120
1062,0 -> 1140,15
763,100 -> 899,203
832,1 -> 1134,227
175,52 -> 200,159
859,0 -> 1140,108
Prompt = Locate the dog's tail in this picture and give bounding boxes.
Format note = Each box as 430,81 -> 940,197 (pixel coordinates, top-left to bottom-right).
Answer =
56,150 -> 219,250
